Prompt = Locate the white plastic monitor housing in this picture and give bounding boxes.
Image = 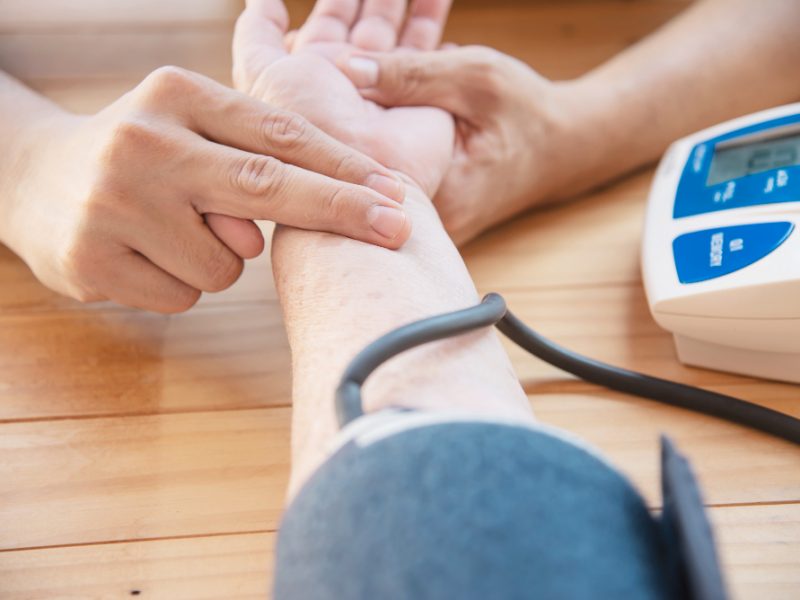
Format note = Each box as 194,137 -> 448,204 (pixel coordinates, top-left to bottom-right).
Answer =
642,103 -> 800,383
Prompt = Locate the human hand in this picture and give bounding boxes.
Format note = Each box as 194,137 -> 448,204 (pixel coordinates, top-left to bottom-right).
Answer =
233,0 -> 455,197
337,45 -> 588,244
0,67 -> 408,312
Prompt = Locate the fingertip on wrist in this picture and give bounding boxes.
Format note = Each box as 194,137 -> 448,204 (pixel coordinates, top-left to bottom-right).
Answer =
364,172 -> 405,204
367,204 -> 410,246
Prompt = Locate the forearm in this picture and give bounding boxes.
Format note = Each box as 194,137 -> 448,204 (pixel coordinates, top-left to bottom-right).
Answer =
0,71 -> 67,132
273,182 -> 532,491
557,0 -> 800,198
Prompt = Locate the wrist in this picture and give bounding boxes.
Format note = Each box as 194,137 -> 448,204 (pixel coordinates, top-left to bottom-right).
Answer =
273,182 -> 469,390
273,182 -> 442,307
540,76 -> 635,202
0,108 -> 83,254
462,74 -> 611,223
527,78 -> 604,203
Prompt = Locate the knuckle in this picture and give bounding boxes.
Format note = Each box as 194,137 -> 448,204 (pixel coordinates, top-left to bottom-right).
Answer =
462,46 -> 502,80
331,152 -> 361,180
320,186 -> 350,224
202,251 -> 243,292
103,117 -> 166,166
161,287 -> 202,314
231,154 -> 284,197
143,65 -> 196,95
134,66 -> 198,110
460,46 -> 509,104
403,61 -> 431,96
260,110 -> 308,149
95,121 -> 171,198
113,118 -> 153,145
82,186 -> 138,246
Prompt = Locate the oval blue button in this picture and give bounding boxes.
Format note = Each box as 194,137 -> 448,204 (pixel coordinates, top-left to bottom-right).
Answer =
672,221 -> 794,284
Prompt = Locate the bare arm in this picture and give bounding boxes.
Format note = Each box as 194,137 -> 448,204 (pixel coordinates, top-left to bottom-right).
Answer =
231,0 -> 532,492
274,182 -> 532,492
565,0 -> 800,197
0,69 -> 406,311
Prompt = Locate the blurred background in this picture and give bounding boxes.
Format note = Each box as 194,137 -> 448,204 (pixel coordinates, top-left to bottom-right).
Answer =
0,0 -> 691,112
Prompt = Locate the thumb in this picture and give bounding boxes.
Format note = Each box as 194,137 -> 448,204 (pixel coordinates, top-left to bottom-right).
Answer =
337,46 -> 505,118
232,0 -> 289,91
205,214 -> 265,260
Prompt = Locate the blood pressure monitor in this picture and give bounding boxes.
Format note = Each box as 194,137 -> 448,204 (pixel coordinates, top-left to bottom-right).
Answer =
643,103 -> 800,383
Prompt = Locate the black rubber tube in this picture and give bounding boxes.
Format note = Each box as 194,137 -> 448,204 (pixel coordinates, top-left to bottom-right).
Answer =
335,293 -> 800,446
335,294 -> 508,427
494,297 -> 800,445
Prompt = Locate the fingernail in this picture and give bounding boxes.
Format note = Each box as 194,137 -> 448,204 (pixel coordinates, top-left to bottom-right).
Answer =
346,56 -> 379,88
364,173 -> 405,203
368,205 -> 407,240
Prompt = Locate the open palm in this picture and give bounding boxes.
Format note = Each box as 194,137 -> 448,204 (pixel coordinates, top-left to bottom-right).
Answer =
234,0 -> 454,196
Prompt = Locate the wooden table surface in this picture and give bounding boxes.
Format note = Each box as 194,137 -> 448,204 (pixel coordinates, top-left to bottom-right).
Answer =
1,1 -> 798,598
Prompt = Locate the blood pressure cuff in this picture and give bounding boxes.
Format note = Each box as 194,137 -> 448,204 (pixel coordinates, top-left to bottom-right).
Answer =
273,412 -> 725,600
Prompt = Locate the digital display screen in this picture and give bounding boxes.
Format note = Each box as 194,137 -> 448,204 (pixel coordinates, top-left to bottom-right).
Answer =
706,131 -> 800,186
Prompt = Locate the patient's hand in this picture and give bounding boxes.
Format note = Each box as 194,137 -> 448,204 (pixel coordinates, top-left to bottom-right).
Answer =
233,0 -> 454,196
233,2 -> 531,492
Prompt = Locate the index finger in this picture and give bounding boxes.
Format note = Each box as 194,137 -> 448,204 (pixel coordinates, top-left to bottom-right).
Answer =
195,146 -> 412,249
187,80 -> 405,203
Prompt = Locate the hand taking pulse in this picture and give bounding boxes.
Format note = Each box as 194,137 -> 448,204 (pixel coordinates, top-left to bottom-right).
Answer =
337,0 -> 800,244
0,68 -> 406,313
338,46 -> 579,244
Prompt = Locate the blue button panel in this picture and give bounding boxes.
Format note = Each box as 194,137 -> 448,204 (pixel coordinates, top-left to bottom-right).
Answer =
673,222 -> 794,284
674,113 -> 800,218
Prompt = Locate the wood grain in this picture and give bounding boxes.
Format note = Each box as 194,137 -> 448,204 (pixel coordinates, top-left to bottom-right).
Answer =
0,395 -> 796,552
2,0 -> 797,599
0,504 -> 797,600
714,503 -> 800,599
0,532 -> 277,600
0,304 -> 291,421
0,409 -> 290,551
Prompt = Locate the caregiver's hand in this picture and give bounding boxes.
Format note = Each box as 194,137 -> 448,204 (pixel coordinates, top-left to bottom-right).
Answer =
338,46 -> 585,244
0,67 -> 406,313
342,0 -> 800,245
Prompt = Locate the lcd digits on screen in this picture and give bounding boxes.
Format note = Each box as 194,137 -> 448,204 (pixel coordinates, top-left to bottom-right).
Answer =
706,132 -> 800,186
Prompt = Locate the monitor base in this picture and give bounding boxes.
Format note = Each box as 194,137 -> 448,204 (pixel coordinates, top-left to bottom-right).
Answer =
674,335 -> 800,384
